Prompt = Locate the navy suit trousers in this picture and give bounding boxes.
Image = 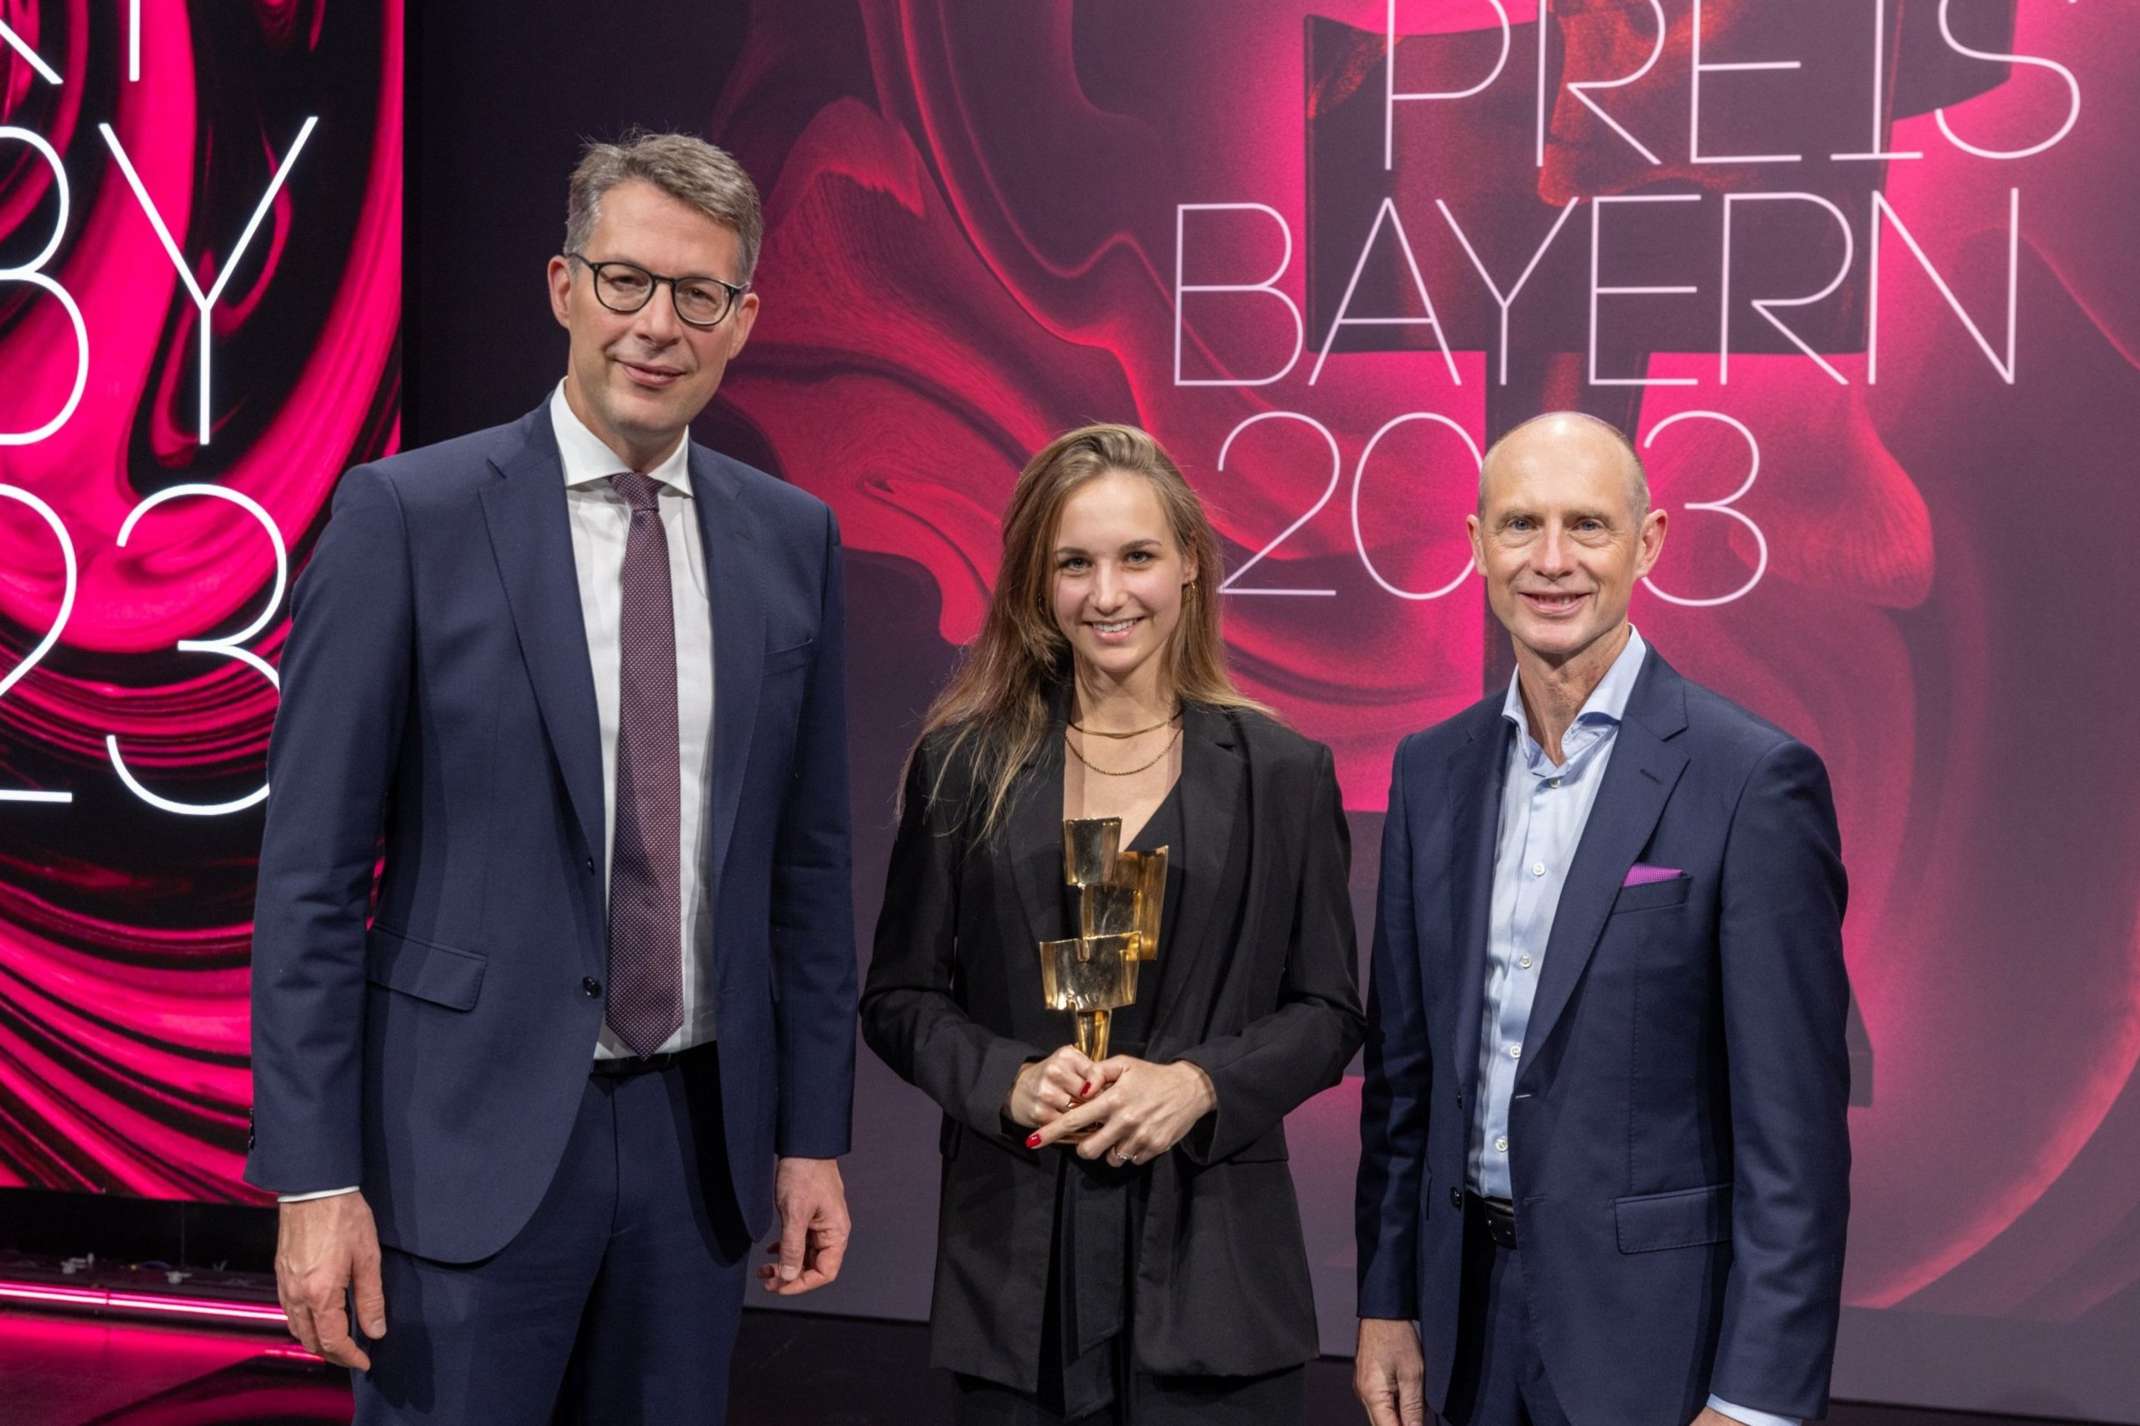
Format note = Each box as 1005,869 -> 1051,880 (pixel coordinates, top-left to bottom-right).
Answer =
354,1048 -> 751,1424
1442,1202 -> 1572,1426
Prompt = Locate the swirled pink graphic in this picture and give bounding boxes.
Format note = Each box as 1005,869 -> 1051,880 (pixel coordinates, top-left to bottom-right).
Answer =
700,0 -> 2140,1333
0,3 -> 401,1202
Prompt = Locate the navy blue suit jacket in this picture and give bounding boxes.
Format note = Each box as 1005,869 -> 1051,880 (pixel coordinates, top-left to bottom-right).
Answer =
246,403 -> 856,1262
1356,647 -> 1850,1424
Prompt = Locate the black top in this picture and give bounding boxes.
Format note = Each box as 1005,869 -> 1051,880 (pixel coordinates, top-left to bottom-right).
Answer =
1075,781 -> 1183,1062
1046,782 -> 1183,1415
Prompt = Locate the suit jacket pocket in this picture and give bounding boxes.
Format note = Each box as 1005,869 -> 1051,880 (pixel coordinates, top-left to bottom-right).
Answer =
365,925 -> 487,1011
1609,873 -> 1693,914
763,638 -> 815,673
1614,1182 -> 1733,1253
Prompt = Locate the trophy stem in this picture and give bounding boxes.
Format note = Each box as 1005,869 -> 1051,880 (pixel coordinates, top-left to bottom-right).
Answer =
1075,1008 -> 1112,1063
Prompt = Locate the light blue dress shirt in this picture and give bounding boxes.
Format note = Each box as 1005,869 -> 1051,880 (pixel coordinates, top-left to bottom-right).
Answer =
1467,627 -> 1792,1426
1468,627 -> 1647,1198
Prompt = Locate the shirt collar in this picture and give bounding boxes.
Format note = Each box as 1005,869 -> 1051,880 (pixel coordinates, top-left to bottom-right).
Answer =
1500,625 -> 1649,748
548,381 -> 693,496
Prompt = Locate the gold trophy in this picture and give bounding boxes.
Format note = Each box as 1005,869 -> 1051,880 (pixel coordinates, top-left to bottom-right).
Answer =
1037,817 -> 1168,1063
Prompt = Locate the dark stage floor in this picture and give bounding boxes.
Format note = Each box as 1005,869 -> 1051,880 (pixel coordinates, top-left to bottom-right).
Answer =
0,1307 -> 2086,1424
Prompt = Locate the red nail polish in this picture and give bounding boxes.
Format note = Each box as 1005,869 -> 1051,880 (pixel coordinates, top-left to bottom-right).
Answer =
1026,1132 -> 1043,1148
1080,1082 -> 1092,1096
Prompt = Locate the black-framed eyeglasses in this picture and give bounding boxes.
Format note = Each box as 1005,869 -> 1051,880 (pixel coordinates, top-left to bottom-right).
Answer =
565,253 -> 748,329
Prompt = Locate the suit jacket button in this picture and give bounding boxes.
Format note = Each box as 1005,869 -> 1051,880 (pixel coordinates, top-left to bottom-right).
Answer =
584,857 -> 596,874
1449,1186 -> 1462,1210
582,976 -> 602,998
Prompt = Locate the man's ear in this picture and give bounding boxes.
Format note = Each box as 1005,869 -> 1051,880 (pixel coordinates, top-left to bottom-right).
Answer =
723,290 -> 761,358
1634,508 -> 1670,580
546,256 -> 574,329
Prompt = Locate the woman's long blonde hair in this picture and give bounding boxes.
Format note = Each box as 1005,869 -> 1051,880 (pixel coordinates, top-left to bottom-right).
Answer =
907,423 -> 1268,839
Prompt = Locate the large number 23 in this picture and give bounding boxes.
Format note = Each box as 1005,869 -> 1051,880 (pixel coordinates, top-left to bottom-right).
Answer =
0,484 -> 285,814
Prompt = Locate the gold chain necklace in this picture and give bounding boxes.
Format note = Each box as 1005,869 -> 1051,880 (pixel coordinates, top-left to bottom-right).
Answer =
1064,723 -> 1181,777
1067,710 -> 1180,740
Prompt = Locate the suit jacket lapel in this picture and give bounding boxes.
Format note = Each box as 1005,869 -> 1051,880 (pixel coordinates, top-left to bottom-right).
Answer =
1448,710 -> 1509,1102
1518,654 -> 1690,1081
479,409 -> 606,875
1147,705 -> 1244,1042
691,447 -> 764,909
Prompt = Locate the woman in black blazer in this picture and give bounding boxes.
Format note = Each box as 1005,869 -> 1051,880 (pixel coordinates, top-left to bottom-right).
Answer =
862,424 -> 1365,1423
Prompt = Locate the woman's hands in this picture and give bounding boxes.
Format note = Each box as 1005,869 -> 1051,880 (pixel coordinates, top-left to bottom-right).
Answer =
1028,1056 -> 1217,1165
1006,1045 -> 1101,1129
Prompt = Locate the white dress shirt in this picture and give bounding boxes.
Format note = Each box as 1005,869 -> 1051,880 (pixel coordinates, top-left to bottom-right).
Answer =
550,382 -> 719,1060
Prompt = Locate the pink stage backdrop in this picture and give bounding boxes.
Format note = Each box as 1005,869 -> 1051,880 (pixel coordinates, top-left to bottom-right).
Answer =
686,0 -> 2139,1412
0,4 -> 400,1202
5,0 -> 2136,1415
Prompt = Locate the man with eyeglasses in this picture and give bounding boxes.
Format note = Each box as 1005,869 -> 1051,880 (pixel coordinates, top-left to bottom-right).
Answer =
247,130 -> 857,1423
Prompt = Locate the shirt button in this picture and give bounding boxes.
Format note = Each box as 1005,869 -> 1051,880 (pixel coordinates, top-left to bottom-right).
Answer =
1530,862 -> 1545,877
1518,954 -> 1533,970
582,976 -> 603,998
1494,1136 -> 1509,1153
1507,1044 -> 1521,1060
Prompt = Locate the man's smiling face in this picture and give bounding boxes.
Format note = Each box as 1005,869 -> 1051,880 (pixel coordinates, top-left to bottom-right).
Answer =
546,178 -> 758,468
1467,414 -> 1667,671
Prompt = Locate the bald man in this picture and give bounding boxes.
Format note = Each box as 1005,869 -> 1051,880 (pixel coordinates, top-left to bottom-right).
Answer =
1352,413 -> 1851,1426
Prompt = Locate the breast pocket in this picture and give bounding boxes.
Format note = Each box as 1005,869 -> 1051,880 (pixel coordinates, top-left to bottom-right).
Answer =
1609,873 -> 1692,914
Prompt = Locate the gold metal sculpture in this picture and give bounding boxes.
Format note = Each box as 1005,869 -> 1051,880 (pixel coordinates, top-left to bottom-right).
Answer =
1037,817 -> 1168,1063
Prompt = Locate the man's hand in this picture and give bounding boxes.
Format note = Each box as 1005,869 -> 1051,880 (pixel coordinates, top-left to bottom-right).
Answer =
1030,1056 -> 1213,1164
274,1192 -> 386,1370
759,1156 -> 850,1295
1005,1045 -> 1100,1130
1689,1410 -> 1742,1426
1354,1317 -> 1429,1426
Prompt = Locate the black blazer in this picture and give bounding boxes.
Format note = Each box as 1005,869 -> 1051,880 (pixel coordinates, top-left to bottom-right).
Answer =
862,702 -> 1365,1388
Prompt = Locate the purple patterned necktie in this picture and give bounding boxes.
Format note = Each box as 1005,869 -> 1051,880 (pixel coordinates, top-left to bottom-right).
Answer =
605,470 -> 683,1056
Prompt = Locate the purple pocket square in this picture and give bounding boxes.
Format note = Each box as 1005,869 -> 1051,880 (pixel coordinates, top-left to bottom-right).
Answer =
1622,864 -> 1683,887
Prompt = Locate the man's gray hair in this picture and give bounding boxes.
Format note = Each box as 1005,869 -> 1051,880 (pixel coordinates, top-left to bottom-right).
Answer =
1479,410 -> 1650,521
564,130 -> 764,282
